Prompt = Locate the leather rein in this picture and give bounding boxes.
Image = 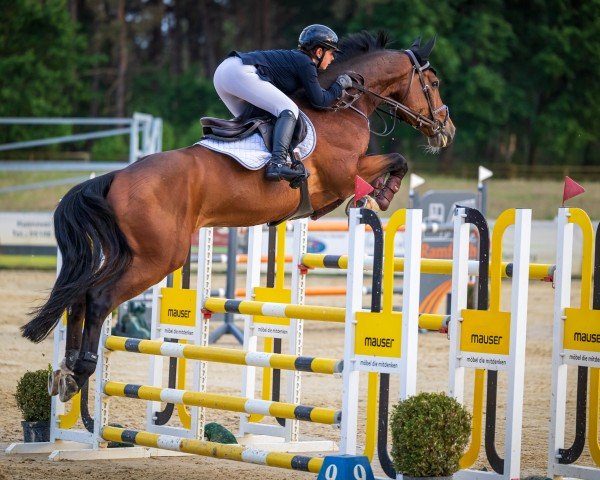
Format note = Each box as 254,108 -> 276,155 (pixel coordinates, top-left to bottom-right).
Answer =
334,49 -> 450,137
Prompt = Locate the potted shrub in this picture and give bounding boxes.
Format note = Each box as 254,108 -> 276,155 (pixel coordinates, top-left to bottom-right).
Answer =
390,392 -> 471,479
15,367 -> 52,442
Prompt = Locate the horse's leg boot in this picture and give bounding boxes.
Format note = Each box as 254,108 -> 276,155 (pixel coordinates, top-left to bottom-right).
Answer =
265,110 -> 304,183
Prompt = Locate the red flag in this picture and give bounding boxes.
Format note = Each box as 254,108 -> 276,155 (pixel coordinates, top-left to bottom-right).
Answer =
354,175 -> 374,207
562,176 -> 585,205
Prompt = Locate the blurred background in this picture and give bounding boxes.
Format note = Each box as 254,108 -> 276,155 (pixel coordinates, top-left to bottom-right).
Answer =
1,0 -> 599,226
1,0 -> 599,177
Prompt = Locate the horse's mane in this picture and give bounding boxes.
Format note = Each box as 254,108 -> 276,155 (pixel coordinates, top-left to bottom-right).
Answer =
333,31 -> 393,66
298,30 -> 394,105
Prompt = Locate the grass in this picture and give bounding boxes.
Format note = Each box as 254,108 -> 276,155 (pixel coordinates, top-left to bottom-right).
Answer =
0,255 -> 56,270
1,169 -> 599,220
328,174 -> 600,220
0,170 -> 112,211
422,176 -> 600,220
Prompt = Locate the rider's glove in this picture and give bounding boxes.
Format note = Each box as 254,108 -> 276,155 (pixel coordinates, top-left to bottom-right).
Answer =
336,74 -> 353,89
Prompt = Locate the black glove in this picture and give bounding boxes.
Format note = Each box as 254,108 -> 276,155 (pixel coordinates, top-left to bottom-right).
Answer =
336,74 -> 353,89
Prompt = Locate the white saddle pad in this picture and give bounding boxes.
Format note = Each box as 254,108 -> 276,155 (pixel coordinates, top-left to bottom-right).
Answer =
195,111 -> 316,170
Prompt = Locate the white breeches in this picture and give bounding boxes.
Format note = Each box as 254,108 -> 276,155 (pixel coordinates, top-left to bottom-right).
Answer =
213,56 -> 299,119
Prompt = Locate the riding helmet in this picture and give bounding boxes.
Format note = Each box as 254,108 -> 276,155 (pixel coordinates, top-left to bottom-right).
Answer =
298,24 -> 341,52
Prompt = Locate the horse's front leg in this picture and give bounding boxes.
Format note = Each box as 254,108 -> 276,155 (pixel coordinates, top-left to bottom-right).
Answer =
357,152 -> 408,211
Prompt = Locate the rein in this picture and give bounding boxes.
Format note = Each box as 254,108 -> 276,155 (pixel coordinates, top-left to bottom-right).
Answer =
337,49 -> 449,137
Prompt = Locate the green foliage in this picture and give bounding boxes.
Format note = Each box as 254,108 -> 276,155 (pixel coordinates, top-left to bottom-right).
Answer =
390,392 -> 471,477
2,1 -> 600,167
130,68 -> 227,149
90,135 -> 129,162
0,0 -> 92,143
15,367 -> 52,422
350,0 -> 600,166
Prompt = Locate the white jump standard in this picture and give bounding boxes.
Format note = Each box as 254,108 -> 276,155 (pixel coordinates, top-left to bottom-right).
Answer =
548,207 -> 600,480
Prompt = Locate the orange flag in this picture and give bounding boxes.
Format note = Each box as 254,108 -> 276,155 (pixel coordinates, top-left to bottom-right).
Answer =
562,176 -> 585,206
354,175 -> 374,207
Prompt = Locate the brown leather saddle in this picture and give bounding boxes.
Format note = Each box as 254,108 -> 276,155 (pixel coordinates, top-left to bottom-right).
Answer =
200,105 -> 308,152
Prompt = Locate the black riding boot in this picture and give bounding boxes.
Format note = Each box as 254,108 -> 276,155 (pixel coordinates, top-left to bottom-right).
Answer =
265,110 -> 303,183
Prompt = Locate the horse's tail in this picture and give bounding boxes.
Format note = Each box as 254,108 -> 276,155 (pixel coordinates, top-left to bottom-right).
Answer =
22,172 -> 133,343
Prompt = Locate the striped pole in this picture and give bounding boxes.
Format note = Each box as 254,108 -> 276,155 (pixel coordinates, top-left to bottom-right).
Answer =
419,313 -> 449,332
204,298 -> 346,323
301,254 -> 555,281
203,300 -> 448,332
104,382 -> 341,425
105,336 -> 343,374
209,286 -> 403,297
101,426 -> 324,473
204,298 -> 448,331
211,254 -> 293,264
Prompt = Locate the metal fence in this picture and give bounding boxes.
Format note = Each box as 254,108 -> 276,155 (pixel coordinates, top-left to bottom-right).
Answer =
0,112 -> 162,172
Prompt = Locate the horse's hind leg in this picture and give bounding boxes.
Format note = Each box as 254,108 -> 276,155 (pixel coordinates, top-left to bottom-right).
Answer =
49,299 -> 85,397
57,284 -> 116,402
57,257 -> 181,402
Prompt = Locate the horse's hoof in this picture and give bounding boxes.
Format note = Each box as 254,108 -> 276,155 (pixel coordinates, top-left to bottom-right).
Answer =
58,374 -> 79,402
364,195 -> 381,211
48,370 -> 61,396
344,195 -> 380,215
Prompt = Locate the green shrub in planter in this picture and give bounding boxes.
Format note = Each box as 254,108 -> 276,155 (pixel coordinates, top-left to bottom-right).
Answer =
15,367 -> 52,421
390,392 -> 471,478
15,367 -> 52,442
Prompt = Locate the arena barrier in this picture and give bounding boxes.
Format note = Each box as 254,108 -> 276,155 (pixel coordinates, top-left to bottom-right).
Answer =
198,206 -> 535,479
313,206 -> 533,479
201,209 -> 426,453
548,207 -> 600,479
6,205 -> 545,480
208,168 -> 495,345
5,207 -> 423,469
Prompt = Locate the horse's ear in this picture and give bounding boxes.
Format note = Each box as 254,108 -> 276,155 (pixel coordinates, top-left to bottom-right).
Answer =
418,36 -> 436,61
410,37 -> 421,50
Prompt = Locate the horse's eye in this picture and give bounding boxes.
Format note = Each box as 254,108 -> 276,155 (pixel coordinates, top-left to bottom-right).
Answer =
432,80 -> 439,88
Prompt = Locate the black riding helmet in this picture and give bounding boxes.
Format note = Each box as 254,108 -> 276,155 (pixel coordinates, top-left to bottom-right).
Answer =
298,24 -> 341,53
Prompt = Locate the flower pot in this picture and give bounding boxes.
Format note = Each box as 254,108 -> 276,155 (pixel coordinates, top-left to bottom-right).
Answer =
21,420 -> 50,442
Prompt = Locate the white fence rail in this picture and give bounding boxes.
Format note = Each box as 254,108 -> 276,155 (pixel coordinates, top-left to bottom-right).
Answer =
0,112 -> 162,169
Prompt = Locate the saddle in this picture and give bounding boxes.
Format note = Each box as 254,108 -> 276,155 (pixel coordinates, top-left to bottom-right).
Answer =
200,105 -> 312,226
200,105 -> 308,152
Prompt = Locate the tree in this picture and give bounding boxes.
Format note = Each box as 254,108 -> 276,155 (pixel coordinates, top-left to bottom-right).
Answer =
0,0 -> 90,142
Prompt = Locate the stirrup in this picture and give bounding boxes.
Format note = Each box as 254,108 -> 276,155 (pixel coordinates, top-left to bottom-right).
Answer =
265,160 -> 308,186
265,163 -> 299,182
288,161 -> 310,189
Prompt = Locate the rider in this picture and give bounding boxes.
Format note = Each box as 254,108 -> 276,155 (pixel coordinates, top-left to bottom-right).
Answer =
213,24 -> 353,184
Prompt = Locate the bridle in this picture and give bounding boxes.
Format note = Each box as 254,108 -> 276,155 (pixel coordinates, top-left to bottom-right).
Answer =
335,49 -> 450,138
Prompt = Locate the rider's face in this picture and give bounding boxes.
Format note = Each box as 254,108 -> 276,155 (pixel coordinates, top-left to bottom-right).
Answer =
316,48 -> 335,70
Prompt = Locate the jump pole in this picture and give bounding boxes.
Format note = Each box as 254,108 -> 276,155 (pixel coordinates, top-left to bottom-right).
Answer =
94,207 -> 421,472
203,219 -> 338,451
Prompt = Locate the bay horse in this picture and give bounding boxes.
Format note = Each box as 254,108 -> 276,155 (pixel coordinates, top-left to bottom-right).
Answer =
23,31 -> 455,402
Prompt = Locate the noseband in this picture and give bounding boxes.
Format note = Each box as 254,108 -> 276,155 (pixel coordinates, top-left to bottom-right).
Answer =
343,50 -> 450,137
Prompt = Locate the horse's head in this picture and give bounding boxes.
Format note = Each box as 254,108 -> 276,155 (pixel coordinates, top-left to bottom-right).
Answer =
329,32 -> 455,151
374,37 -> 454,151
